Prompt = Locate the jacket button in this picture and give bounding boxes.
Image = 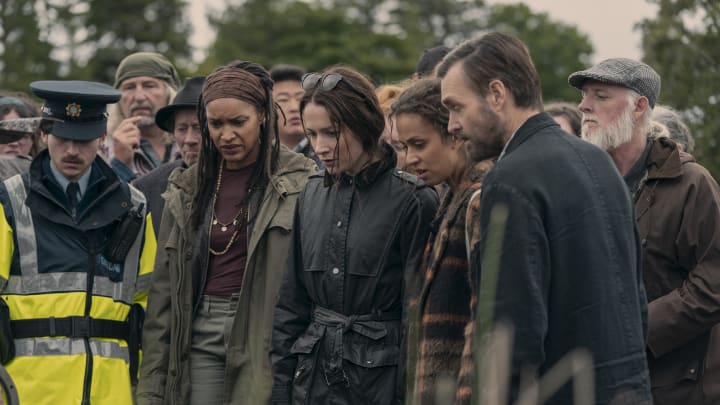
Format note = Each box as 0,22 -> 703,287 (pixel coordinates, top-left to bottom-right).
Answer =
690,368 -> 696,374
641,238 -> 648,246
332,268 -> 340,275
336,221 -> 342,228
185,252 -> 192,260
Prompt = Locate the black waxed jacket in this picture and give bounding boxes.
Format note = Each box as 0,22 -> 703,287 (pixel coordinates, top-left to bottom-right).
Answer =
270,148 -> 438,405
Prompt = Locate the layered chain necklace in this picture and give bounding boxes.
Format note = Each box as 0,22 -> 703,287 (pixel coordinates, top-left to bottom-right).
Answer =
209,162 -> 248,256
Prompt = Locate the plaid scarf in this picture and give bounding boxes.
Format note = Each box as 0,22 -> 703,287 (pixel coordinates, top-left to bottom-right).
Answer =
409,160 -> 493,404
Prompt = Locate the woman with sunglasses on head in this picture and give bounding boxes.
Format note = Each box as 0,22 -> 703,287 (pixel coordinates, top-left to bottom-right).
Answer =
137,61 -> 316,405
390,78 -> 494,404
270,66 -> 438,405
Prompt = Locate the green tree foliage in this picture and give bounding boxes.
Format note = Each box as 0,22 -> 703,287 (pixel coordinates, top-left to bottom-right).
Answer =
639,0 -> 720,177
47,0 -> 193,83
393,0 -> 486,47
205,0 -> 594,88
203,0 -> 417,82
0,0 -> 59,91
485,3 -> 594,103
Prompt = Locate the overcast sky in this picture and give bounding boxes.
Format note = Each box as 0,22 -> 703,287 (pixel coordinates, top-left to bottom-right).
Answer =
189,0 -> 658,65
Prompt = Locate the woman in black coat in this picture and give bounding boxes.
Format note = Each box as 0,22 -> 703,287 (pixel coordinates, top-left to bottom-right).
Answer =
270,66 -> 438,405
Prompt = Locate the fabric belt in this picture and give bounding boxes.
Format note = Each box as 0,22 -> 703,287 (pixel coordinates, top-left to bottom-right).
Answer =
311,306 -> 400,386
10,316 -> 129,340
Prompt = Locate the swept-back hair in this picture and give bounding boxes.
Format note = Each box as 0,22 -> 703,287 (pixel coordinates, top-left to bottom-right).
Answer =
191,60 -> 280,230
437,32 -> 543,110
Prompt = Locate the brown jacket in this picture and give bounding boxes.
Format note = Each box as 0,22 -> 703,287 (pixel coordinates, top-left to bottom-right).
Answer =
638,137 -> 720,404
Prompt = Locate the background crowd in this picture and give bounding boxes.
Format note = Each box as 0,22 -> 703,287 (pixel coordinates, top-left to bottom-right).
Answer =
0,12 -> 719,405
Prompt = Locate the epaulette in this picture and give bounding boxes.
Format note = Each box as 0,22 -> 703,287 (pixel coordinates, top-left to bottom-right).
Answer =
393,169 -> 426,187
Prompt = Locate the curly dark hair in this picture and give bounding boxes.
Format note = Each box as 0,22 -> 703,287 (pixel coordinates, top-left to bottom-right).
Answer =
389,78 -> 450,140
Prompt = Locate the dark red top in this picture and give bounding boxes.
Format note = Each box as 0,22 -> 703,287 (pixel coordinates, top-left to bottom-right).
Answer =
205,165 -> 252,296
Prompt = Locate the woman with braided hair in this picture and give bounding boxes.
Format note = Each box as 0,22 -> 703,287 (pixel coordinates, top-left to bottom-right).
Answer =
137,60 -> 316,405
390,78 -> 494,404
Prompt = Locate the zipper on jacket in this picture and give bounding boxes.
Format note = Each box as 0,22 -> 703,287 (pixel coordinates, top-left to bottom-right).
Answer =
81,251 -> 96,405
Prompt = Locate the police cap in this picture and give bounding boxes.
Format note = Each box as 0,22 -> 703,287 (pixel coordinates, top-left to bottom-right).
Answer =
30,80 -> 121,141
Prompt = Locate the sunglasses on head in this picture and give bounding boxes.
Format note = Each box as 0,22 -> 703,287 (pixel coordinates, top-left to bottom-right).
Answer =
301,73 -> 345,92
301,72 -> 374,108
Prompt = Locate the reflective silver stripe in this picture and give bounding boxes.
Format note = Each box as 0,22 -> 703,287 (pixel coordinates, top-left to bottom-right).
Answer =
1,182 -> 148,304
119,185 -> 146,300
5,273 -> 132,305
135,273 -> 152,293
13,337 -> 129,362
3,175 -> 38,276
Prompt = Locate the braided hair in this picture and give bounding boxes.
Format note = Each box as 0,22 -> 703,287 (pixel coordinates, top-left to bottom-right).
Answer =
191,60 -> 280,230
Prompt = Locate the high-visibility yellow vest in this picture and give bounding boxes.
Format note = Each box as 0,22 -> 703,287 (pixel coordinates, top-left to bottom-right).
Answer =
0,174 -> 156,405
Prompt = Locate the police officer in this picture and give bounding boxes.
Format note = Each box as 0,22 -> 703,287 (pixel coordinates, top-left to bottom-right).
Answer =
0,81 -> 156,405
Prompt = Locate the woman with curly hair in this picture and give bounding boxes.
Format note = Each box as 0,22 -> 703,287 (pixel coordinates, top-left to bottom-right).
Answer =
391,78 -> 493,404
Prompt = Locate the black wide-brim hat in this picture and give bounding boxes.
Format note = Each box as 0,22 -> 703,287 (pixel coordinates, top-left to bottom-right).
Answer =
29,80 -> 121,141
155,76 -> 206,133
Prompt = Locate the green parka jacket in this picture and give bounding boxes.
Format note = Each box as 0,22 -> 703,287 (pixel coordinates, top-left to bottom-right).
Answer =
137,147 -> 315,405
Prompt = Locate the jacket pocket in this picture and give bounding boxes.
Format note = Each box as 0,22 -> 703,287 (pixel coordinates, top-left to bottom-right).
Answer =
343,343 -> 400,368
290,327 -> 323,404
649,334 -> 707,388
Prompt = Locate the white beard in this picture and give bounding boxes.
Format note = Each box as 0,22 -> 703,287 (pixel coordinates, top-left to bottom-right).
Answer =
582,106 -> 635,152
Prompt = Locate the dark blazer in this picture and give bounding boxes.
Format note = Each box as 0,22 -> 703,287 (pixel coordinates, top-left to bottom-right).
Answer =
133,159 -> 185,232
464,112 -> 651,404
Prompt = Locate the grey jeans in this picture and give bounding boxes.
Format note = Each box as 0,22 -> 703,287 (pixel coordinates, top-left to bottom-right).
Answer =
190,294 -> 239,405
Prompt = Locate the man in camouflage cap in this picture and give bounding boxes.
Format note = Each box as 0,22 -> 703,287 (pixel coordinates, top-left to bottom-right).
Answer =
0,118 -> 41,180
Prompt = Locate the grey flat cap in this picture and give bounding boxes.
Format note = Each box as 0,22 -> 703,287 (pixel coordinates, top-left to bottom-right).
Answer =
568,58 -> 661,108
0,117 -> 42,144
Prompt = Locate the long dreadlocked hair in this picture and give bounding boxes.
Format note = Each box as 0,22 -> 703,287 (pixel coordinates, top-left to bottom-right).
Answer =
191,60 -> 281,230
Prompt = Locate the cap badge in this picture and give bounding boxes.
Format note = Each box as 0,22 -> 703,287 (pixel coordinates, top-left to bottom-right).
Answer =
65,102 -> 82,118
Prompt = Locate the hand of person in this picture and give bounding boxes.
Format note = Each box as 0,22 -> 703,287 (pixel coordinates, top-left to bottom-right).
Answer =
112,116 -> 145,165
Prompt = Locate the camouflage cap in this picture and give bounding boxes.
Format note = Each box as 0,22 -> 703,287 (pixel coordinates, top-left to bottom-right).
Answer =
0,117 -> 43,144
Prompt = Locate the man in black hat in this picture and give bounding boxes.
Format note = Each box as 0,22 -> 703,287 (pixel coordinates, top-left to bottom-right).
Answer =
570,59 -> 720,405
0,80 -> 156,404
134,76 -> 204,232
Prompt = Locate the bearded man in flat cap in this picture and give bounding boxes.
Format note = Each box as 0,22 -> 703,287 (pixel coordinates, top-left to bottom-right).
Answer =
570,58 -> 720,405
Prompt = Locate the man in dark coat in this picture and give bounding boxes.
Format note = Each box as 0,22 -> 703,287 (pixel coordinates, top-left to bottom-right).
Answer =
133,76 -> 204,232
438,33 -> 652,404
570,58 -> 720,405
